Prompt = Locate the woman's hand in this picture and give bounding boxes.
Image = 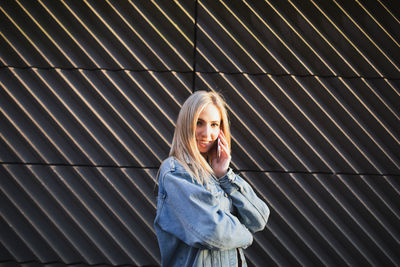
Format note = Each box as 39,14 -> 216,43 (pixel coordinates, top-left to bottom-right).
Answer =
211,131 -> 231,178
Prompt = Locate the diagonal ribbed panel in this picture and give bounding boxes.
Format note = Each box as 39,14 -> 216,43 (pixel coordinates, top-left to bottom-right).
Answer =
0,68 -> 191,166
0,164 -> 160,265
0,0 -> 399,267
0,0 -> 195,71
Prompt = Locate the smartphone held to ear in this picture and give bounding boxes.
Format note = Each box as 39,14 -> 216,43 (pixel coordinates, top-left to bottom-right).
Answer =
217,137 -> 221,160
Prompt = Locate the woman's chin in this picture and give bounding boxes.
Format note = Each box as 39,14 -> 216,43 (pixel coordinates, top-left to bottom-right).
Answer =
198,146 -> 210,154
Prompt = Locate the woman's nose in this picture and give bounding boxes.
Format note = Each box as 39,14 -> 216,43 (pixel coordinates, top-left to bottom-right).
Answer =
201,124 -> 211,137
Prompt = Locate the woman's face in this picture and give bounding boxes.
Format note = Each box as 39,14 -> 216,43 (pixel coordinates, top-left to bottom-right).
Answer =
195,103 -> 221,154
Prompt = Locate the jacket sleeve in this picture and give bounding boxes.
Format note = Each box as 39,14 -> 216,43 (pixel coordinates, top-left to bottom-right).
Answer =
218,169 -> 270,233
156,170 -> 253,250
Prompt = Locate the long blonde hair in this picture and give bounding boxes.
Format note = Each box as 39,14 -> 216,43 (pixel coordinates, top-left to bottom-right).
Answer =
169,90 -> 231,185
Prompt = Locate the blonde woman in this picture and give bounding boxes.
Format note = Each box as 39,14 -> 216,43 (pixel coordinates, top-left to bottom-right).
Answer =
154,90 -> 270,267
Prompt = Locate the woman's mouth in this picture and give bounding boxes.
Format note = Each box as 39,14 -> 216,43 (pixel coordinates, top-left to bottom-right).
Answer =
197,140 -> 212,148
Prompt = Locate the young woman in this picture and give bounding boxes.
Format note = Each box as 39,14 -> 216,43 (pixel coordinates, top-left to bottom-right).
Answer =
154,91 -> 270,267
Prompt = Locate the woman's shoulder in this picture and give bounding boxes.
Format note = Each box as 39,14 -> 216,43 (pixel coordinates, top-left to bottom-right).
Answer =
159,157 -> 197,184
159,157 -> 187,175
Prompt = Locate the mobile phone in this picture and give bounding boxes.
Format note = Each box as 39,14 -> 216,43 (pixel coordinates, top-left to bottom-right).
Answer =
217,137 -> 221,160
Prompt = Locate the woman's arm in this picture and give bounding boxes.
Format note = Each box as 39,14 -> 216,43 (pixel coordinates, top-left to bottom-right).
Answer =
218,169 -> 270,233
155,170 -> 253,250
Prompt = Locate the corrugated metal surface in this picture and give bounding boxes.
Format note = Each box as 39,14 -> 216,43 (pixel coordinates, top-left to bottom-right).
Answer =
0,0 -> 399,266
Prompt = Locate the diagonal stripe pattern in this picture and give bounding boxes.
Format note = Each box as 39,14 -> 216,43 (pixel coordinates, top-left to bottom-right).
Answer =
0,0 -> 399,266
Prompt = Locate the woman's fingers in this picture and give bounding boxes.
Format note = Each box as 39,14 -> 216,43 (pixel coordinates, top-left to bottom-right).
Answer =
218,131 -> 230,155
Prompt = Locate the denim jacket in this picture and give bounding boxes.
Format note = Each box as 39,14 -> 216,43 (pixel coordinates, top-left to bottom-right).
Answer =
154,157 -> 270,266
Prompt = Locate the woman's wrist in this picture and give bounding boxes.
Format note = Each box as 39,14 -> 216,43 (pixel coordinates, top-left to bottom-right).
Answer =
217,168 -> 235,184
215,169 -> 228,178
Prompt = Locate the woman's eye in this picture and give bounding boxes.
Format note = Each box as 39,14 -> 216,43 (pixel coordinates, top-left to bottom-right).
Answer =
212,123 -> 219,127
196,121 -> 202,126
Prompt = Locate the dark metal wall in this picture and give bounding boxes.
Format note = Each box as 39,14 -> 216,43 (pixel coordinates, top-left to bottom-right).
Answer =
0,0 -> 399,266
